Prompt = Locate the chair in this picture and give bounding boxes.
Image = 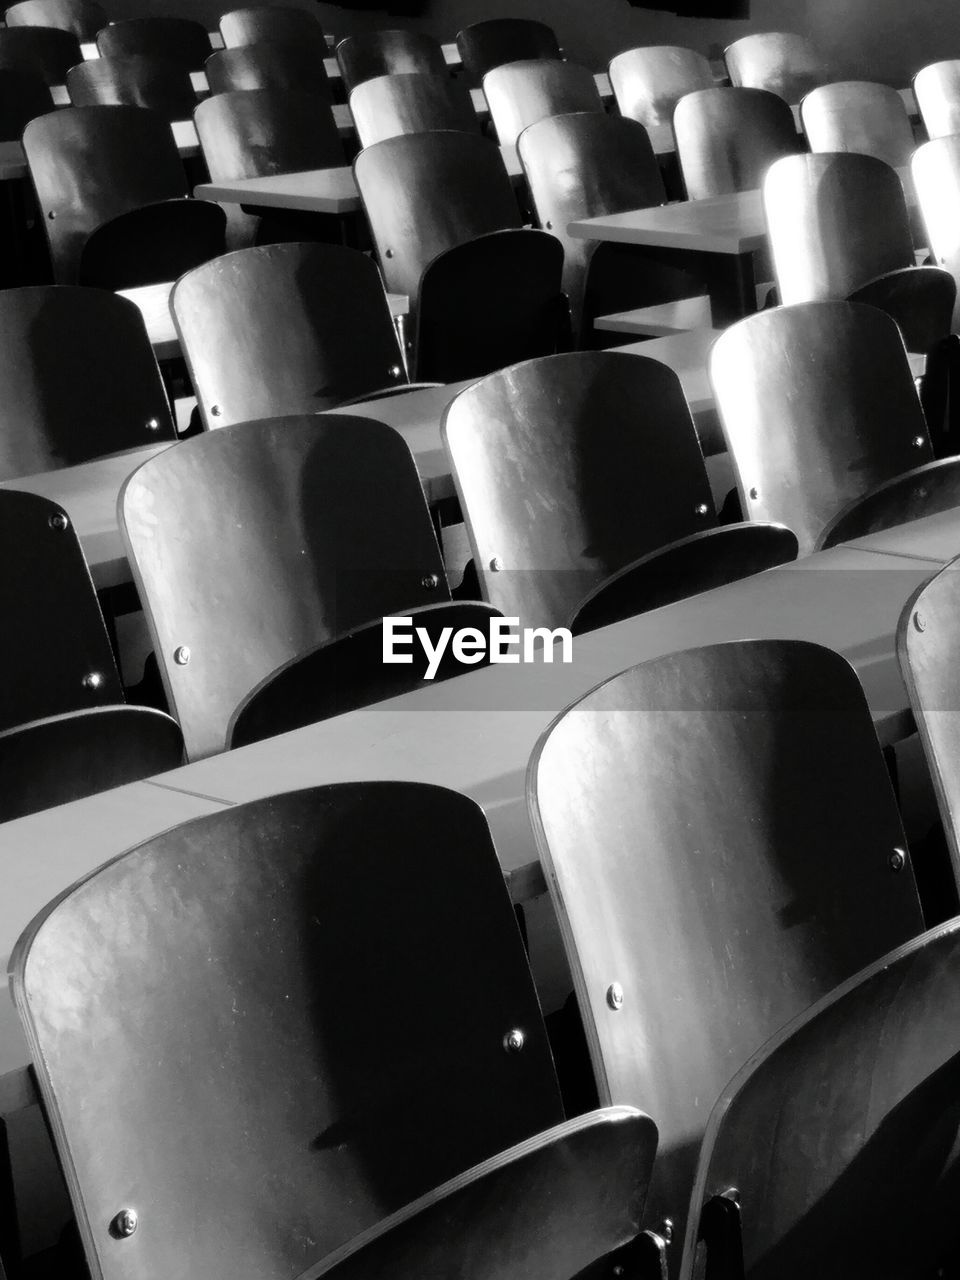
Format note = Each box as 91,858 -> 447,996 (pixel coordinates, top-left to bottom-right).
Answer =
681,920 -> 960,1280
710,301 -> 960,555
354,130 -> 521,300
0,707 -> 183,822
914,60 -> 960,141
800,80 -> 915,169
724,31 -> 833,104
204,42 -> 334,100
120,417 -> 474,757
608,45 -> 715,131
482,58 -> 604,148
673,86 -> 800,201
171,242 -> 407,429
348,71 -> 478,149
4,0 -> 106,42
66,55 -> 197,121
0,65 -> 52,139
78,199 -> 226,289
96,17 -> 211,70
308,1109 -> 657,1280
442,351 -> 798,630
0,286 -> 174,479
0,26 -> 80,85
219,6 -> 327,53
335,29 -> 447,95
11,782 -> 565,1275
913,135 -> 960,331
528,638 -> 924,1262
456,18 -> 560,83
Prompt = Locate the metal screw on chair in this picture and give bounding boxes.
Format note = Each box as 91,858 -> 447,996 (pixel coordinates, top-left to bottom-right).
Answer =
748,486 -> 759,500
47,210 -> 56,219
421,573 -> 439,589
914,611 -> 926,633
384,248 -> 394,258
110,1208 -> 138,1238
388,365 -> 402,379
489,556 -> 503,572
173,645 -> 191,666
606,982 -> 624,1011
502,1028 -> 525,1053
48,512 -> 69,532
145,418 -> 160,432
660,1219 -> 674,1245
890,848 -> 906,873
695,502 -> 709,516
912,436 -> 925,448
544,219 -> 553,229
210,404 -> 222,417
82,671 -> 104,691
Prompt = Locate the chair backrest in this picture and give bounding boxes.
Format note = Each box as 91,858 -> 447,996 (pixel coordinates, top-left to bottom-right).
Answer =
354,130 -> 521,298
96,16 -> 211,69
5,0 -> 105,41
518,111 -> 664,322
800,80 -> 915,168
119,416 -> 449,759
763,151 -> 914,304
0,64 -> 52,139
66,55 -> 196,120
482,58 -> 603,148
194,87 -> 342,183
0,707 -> 183,822
914,59 -> 960,140
0,25 -> 80,84
913,135 -> 960,330
171,241 -> 405,429
608,44 -> 714,130
77,197 -> 227,290
349,71 -> 477,149
441,350 -> 721,628
0,286 -> 174,478
336,28 -> 447,94
204,41 -> 333,100
0,489 -> 122,731
528,638 -> 923,1251
219,5 -> 326,52
11,782 -> 563,1279
710,300 -> 931,555
724,31 -> 833,103
456,18 -> 560,82
23,104 -> 188,283
682,920 -> 960,1280
673,86 -> 800,200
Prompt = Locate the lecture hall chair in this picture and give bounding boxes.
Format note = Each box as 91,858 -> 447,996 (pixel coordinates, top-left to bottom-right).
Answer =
913,59 -> 960,141
800,80 -> 916,169
66,53 -> 197,121
0,65 -> 52,139
4,0 -> 106,42
481,57 -> 604,148
607,44 -> 715,131
528,637 -> 924,1271
204,40 -> 334,98
442,351 -> 798,632
913,134 -> 960,331
724,31 -> 834,104
335,28 -> 447,95
0,24 -> 80,85
218,4 -> 327,53
348,71 -> 478,149
96,16 -> 212,70
456,17 -> 561,83
672,85 -> 801,201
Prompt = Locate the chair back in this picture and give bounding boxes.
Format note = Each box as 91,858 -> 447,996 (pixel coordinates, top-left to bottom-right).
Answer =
96,16 -> 211,69
0,24 -> 80,84
801,80 -> 915,168
219,5 -> 326,53
335,28 -> 446,94
204,41 -> 332,100
913,59 -> 960,140
349,71 -> 477,148
482,57 -> 603,147
78,197 -> 226,289
456,18 -> 560,82
194,87 -> 342,182
913,135 -> 960,330
725,31 -> 833,103
66,54 -> 196,119
0,64 -> 51,139
674,86 -> 800,200
608,44 -> 714,130
5,0 -> 105,41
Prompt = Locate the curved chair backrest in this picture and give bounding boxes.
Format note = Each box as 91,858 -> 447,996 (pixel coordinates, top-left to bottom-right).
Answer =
608,44 -> 714,130
119,416 -> 448,758
66,55 -> 196,120
528,638 -> 923,1256
763,151 -> 914,304
23,104 -> 188,283
78,197 -> 226,289
710,300 -> 931,555
171,241 -> 405,428
0,707 -> 183,822
349,71 -> 478,149
96,17 -> 211,69
11,782 -> 563,1278
335,28 -> 446,94
0,489 -> 122,731
913,135 -> 960,330
219,5 -> 326,52
442,350 -> 721,628
682,921 -> 960,1280
204,41 -> 333,100
456,18 -> 560,83
194,87 -> 342,183
0,286 -> 174,478
724,31 -> 833,103
355,130 -> 521,298
482,57 -> 603,148
0,65 -> 52,139
5,0 -> 105,41
913,60 -> 960,140
673,86 -> 800,200
0,25 -> 80,84
518,111 -> 665,323
800,80 -> 915,168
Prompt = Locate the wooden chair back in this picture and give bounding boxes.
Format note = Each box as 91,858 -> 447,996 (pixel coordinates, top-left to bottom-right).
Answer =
456,18 -> 560,83
724,31 -> 833,103
913,134 -> 960,330
335,28 -> 446,95
800,80 -> 915,168
219,5 -> 327,54
96,17 -> 211,70
349,71 -> 477,149
0,64 -> 52,139
608,44 -> 714,130
204,41 -> 333,100
0,24 -> 80,84
482,57 -> 603,148
673,86 -> 800,200
5,0 -> 105,42
913,59 -> 960,141
66,54 -> 197,120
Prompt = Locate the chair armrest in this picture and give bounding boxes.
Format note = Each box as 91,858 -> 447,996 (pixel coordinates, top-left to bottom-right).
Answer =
816,457 -> 960,551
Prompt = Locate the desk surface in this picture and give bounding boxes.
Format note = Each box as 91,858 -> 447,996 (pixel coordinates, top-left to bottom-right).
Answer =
843,505 -> 960,565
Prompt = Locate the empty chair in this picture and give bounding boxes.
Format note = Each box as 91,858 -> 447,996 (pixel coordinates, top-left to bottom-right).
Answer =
11,782 -> 564,1275
66,54 -> 197,121
456,18 -> 560,83
204,41 -> 333,99
171,242 -> 407,429
914,59 -> 960,141
528,638 -> 924,1261
349,71 -> 478,149
724,31 -> 833,103
79,199 -> 226,290
120,417 -> 478,757
442,352 -> 798,630
673,86 -> 800,200
482,58 -> 603,148
608,44 -> 714,131
0,65 -> 52,139
711,301 -> 960,554
96,17 -> 211,70
219,5 -> 326,52
335,28 -> 447,95
913,135 -> 960,330
0,25 -> 80,85
0,707 -> 183,822
4,0 -> 106,42
0,286 -> 173,478
801,80 -> 915,169
681,920 -> 960,1279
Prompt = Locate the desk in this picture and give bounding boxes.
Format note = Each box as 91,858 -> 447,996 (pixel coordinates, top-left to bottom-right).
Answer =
843,505 -> 960,565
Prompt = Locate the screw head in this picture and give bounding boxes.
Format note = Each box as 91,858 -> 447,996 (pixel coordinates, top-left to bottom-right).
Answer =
606,982 -> 624,1011
489,556 -> 503,572
173,645 -> 191,666
210,404 -> 222,417
388,365 -> 402,379
695,502 -> 709,516
145,418 -> 160,432
421,573 -> 439,590
111,1208 -> 138,1238
914,611 -> 926,633
544,219 -> 553,229
47,210 -> 55,219
748,486 -> 759,500
890,848 -> 906,873
385,248 -> 394,258
661,1219 -> 674,1245
82,671 -> 104,691
48,511 -> 69,532
503,1028 -> 525,1053
912,435 -> 925,448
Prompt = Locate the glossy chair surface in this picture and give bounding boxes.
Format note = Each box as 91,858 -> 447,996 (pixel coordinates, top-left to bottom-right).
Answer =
12,782 -> 563,1279
482,58 -> 603,148
204,42 -> 333,100
913,60 -> 960,141
78,198 -> 226,289
0,25 -> 80,84
96,17 -> 211,70
66,54 -> 197,120
529,638 -> 923,1257
674,86 -> 800,201
608,44 -> 714,130
0,65 -> 52,139
913,134 -> 960,330
800,80 -> 915,169
456,18 -> 560,83
335,28 -> 446,95
724,31 -> 833,103
219,5 -> 326,52
5,0 -> 105,41
194,87 -> 342,181
349,71 -> 477,149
